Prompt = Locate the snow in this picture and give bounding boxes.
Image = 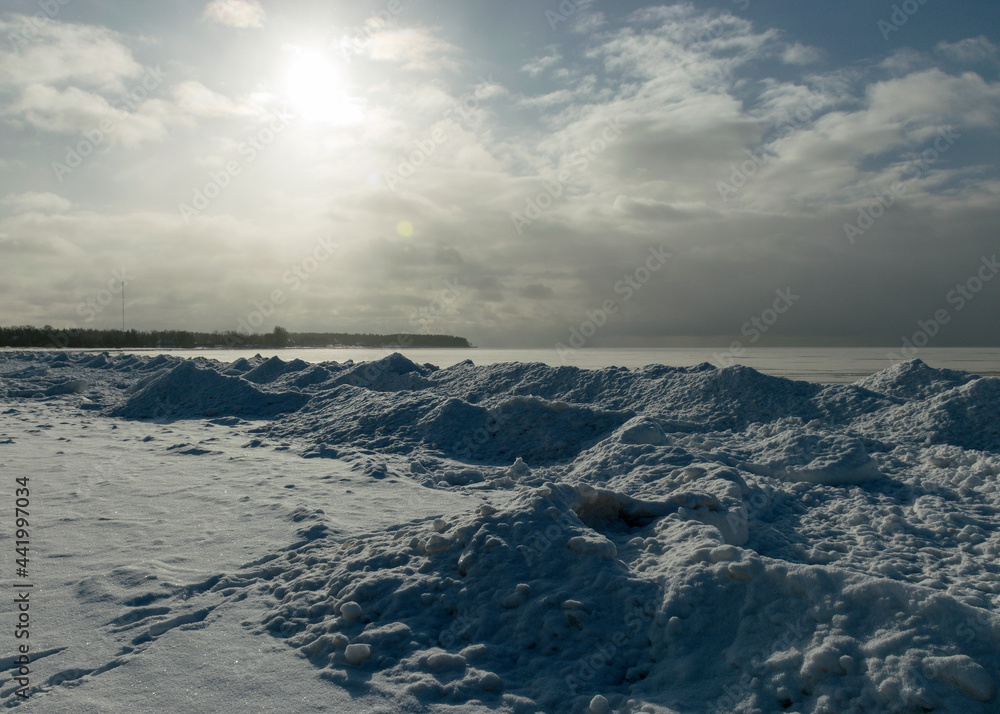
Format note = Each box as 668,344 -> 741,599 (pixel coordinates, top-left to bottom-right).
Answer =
2,350 -> 1000,712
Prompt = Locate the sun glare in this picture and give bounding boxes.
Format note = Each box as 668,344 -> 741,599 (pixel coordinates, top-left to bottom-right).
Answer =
285,48 -> 362,124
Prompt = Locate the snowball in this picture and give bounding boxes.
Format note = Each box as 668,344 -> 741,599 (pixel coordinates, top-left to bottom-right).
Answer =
339,601 -> 363,621
423,651 -> 467,670
589,694 -> 611,713
344,643 -> 371,665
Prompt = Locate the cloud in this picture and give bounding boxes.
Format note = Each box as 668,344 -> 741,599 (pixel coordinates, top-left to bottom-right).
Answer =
866,69 -> 1000,129
521,52 -> 563,78
935,36 -> 999,65
0,18 -> 184,146
365,28 -> 460,72
172,81 -> 256,118
473,77 -> 507,101
202,0 -> 265,29
4,80 -> 186,148
1,192 -> 72,214
1,2 -> 998,347
8,83 -> 121,134
612,196 -> 711,222
782,42 -> 823,65
0,17 -> 141,92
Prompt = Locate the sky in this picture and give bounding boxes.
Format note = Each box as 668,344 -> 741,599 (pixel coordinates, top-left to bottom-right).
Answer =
1,0 -> 998,348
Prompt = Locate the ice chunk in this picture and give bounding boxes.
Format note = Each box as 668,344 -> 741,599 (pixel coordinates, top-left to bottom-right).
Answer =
566,534 -> 617,559
922,655 -> 996,702
619,416 -> 667,445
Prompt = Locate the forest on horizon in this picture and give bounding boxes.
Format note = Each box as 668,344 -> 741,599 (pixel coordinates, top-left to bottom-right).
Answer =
0,325 -> 472,350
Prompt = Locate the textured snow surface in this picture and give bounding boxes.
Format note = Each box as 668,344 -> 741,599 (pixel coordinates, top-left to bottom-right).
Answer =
2,351 -> 1000,713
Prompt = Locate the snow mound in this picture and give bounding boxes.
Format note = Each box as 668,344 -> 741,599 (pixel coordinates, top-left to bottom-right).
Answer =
240,487 -> 673,712
743,425 -> 883,485
420,395 -> 633,464
329,353 -> 437,392
110,360 -> 309,420
858,358 -> 978,401
864,377 -> 1000,451
186,480 -> 998,713
618,416 -> 668,446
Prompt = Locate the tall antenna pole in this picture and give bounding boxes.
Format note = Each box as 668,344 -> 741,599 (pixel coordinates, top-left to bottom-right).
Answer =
122,278 -> 126,332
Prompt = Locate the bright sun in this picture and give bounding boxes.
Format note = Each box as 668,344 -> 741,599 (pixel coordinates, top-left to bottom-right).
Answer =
285,48 -> 362,124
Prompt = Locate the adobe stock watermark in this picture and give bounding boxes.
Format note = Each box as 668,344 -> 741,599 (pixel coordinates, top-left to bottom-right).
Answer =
545,0 -> 589,31
843,127 -> 959,245
510,117 -> 627,234
887,254 -> 998,364
713,288 -> 800,367
51,66 -> 167,183
878,0 -> 933,41
555,245 -> 672,362
178,108 -> 292,222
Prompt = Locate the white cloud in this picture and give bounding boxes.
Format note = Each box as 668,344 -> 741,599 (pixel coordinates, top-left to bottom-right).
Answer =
521,52 -> 563,78
202,0 -> 265,29
0,17 -> 141,92
0,18 -> 187,146
936,36 -> 999,65
172,81 -> 256,118
366,28 -> 460,72
782,42 -> 822,65
880,48 -> 930,74
1,192 -> 72,214
4,82 -> 189,148
9,83 -> 120,133
867,69 -> 1000,129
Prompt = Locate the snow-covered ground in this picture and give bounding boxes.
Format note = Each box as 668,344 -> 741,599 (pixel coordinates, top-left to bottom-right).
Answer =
1,350 -> 999,713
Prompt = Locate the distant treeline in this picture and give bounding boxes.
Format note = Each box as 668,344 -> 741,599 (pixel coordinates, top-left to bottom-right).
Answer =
0,325 -> 472,349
